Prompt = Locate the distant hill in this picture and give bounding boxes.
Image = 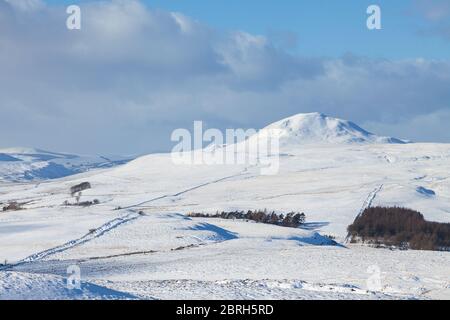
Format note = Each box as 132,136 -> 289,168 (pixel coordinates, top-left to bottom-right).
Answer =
0,147 -> 135,182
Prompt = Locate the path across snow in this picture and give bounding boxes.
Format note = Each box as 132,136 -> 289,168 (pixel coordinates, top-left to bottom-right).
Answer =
345,184 -> 383,242
4,210 -> 143,268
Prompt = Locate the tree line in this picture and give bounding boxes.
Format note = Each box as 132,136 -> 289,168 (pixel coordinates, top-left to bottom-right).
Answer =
347,206 -> 450,251
188,209 -> 306,228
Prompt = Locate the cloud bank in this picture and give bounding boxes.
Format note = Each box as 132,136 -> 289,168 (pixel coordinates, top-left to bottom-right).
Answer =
1,0 -> 450,154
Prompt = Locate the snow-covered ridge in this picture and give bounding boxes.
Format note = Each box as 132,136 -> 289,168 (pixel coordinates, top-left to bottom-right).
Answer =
0,113 -> 407,182
0,147 -> 69,156
256,113 -> 407,146
0,147 -> 135,182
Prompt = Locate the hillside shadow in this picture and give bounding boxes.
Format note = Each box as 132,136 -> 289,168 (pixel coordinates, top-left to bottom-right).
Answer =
188,223 -> 238,241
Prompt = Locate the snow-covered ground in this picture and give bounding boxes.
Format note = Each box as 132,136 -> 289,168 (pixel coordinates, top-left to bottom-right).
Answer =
0,113 -> 449,300
0,271 -> 138,300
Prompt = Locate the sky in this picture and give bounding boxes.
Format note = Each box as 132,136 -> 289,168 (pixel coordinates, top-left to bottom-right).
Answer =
47,0 -> 450,59
1,0 -> 450,154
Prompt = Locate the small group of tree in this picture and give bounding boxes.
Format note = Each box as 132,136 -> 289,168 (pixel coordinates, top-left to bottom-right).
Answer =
2,201 -> 22,212
188,209 -> 306,228
65,181 -> 95,207
347,206 -> 450,251
62,199 -> 100,207
70,182 -> 91,196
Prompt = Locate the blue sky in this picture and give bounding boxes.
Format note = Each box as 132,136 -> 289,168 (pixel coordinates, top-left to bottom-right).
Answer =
48,0 -> 450,59
147,0 -> 450,59
1,0 -> 450,153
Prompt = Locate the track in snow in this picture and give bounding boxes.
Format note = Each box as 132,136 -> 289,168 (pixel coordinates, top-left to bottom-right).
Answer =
357,184 -> 383,219
345,184 -> 383,243
2,211 -> 143,269
1,172 -> 251,270
120,171 -> 250,210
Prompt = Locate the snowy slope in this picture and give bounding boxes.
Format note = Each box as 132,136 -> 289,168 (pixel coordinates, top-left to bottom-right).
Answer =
0,271 -> 138,300
0,113 -> 449,300
0,147 -> 134,182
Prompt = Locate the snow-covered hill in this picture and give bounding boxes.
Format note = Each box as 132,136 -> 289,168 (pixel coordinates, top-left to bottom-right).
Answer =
0,113 -> 449,300
253,112 -> 407,147
0,147 -> 134,182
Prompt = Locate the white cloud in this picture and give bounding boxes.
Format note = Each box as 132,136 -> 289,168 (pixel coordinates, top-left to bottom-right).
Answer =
363,109 -> 450,143
4,0 -> 43,11
0,0 -> 449,153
